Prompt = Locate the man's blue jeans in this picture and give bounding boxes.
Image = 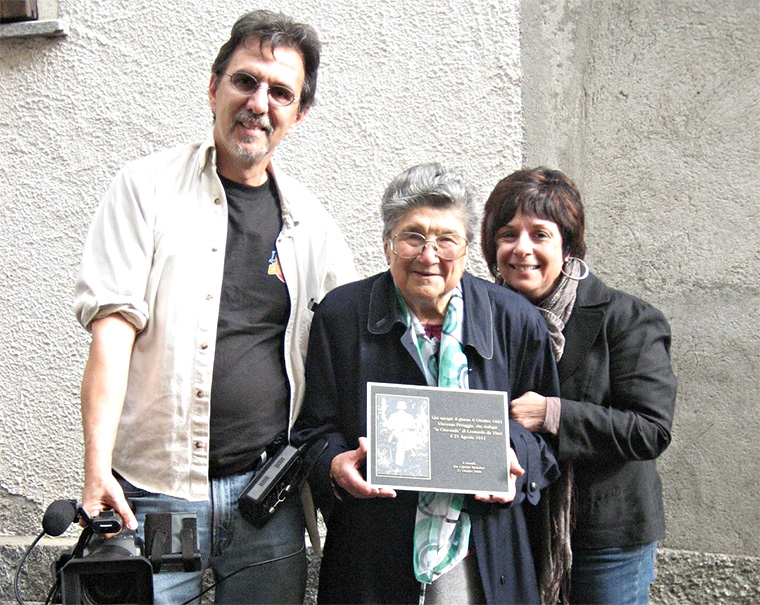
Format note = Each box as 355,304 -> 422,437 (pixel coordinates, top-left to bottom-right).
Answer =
117,470 -> 307,604
570,541 -> 658,605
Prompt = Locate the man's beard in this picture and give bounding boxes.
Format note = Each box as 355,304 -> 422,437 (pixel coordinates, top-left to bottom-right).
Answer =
228,109 -> 273,164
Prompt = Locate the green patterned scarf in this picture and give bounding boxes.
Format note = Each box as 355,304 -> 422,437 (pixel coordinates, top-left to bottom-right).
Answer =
397,285 -> 472,585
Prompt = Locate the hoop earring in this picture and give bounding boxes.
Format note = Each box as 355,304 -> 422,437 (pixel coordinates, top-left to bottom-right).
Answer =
493,265 -> 505,285
561,257 -> 589,280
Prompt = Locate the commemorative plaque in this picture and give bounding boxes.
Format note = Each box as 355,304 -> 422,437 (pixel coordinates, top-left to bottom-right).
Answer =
366,382 -> 512,496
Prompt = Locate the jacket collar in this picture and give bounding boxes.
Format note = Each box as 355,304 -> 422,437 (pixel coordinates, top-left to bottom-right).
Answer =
367,271 -> 494,360
367,271 -> 406,335
557,272 -> 610,381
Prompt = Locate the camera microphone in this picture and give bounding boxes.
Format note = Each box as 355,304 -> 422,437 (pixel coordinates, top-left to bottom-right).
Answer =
42,499 -> 79,537
16,500 -> 79,604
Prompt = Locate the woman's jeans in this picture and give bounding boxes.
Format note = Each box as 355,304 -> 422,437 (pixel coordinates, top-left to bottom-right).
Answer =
570,542 -> 658,605
117,470 -> 307,604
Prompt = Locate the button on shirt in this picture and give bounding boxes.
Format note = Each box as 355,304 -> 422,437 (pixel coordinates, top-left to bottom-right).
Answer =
74,133 -> 357,500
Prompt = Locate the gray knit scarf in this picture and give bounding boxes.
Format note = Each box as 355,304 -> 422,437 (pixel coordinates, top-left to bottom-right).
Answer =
534,269 -> 582,604
536,270 -> 580,361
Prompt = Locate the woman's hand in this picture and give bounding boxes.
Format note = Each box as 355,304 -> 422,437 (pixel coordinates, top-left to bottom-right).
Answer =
510,391 -> 548,432
474,446 -> 524,504
330,437 -> 397,500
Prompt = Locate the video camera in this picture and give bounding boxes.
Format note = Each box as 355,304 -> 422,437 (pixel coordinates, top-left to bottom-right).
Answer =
16,440 -> 328,604
53,520 -> 153,605
14,500 -> 201,604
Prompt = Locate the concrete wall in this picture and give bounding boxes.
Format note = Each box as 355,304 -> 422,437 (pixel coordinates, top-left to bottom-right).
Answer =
521,0 -> 759,561
1,0 -> 758,601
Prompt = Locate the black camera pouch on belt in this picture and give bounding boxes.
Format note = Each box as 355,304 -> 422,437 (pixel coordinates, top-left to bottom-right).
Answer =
237,443 -> 304,528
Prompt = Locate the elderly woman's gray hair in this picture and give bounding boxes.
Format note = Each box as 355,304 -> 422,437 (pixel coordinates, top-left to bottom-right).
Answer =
381,163 -> 478,241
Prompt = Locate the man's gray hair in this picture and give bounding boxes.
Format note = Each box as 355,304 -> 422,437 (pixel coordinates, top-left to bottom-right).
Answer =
381,163 -> 478,241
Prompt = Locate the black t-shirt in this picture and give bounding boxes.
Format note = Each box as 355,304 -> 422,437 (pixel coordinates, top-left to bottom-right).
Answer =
209,175 -> 291,477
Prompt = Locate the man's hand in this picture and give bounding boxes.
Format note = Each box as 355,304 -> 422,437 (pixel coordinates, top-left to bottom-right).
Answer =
329,437 -> 396,500
82,472 -> 137,531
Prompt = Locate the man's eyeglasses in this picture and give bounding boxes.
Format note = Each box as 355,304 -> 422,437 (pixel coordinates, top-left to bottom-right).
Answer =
391,232 -> 469,261
224,72 -> 298,107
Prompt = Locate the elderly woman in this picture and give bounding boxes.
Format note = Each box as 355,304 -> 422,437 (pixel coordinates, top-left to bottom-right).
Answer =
292,163 -> 561,604
481,167 -> 677,604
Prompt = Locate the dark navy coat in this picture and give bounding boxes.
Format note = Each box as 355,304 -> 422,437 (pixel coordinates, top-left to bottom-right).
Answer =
293,271 -> 560,604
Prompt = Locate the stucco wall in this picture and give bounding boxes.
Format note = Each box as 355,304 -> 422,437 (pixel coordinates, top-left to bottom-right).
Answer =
521,0 -> 759,558
0,0 -> 521,546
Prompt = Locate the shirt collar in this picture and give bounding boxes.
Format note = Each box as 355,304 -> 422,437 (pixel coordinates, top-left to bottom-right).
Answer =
196,130 -> 217,176
195,131 -> 297,230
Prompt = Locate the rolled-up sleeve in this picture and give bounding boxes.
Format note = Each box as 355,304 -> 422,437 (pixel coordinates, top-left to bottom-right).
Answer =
74,166 -> 154,332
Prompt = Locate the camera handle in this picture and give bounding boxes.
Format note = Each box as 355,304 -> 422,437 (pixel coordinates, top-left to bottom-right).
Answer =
69,525 -> 95,559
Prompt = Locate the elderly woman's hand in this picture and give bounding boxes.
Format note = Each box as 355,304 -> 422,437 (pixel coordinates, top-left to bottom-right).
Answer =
329,437 -> 397,500
474,446 -> 524,504
510,391 -> 548,432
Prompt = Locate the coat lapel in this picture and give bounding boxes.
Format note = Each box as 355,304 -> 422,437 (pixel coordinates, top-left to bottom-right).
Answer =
557,274 -> 609,383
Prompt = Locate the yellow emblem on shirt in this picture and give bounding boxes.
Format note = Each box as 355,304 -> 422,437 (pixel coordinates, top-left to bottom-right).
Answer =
268,251 -> 285,283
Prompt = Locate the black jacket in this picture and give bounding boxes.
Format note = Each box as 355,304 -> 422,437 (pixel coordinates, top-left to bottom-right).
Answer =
293,271 -> 560,604
557,273 -> 677,548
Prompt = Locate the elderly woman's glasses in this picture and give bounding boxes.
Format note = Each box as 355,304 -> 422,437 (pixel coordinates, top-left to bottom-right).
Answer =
225,72 -> 297,107
391,232 -> 469,261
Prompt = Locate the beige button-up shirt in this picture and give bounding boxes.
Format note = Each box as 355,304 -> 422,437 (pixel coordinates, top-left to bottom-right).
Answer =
74,133 -> 357,500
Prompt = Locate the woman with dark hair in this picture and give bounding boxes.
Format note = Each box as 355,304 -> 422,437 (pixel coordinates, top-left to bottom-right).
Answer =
293,163 -> 561,604
481,167 -> 677,604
